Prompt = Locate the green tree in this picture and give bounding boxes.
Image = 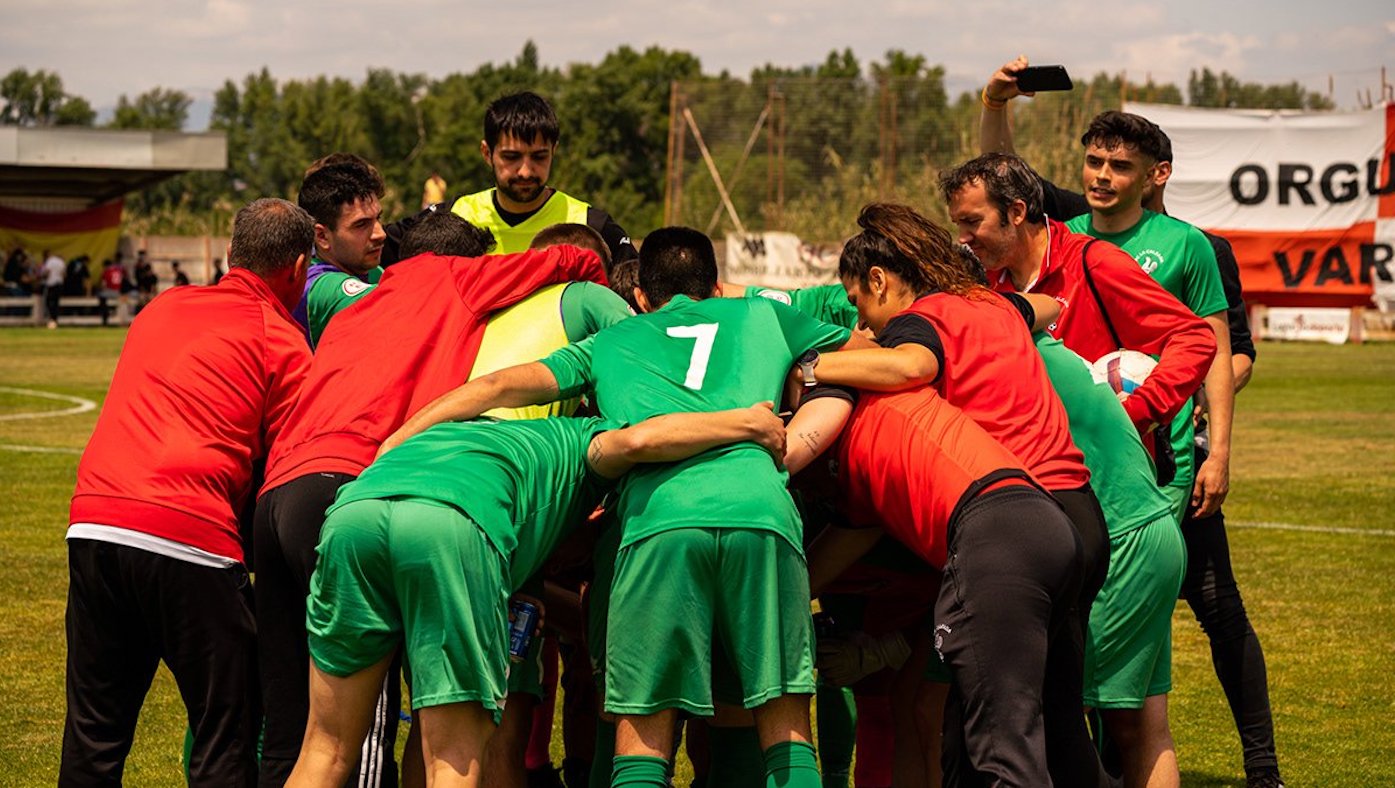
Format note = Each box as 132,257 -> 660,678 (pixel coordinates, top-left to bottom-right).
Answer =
109,87 -> 192,130
1188,67 -> 1333,110
0,68 -> 95,127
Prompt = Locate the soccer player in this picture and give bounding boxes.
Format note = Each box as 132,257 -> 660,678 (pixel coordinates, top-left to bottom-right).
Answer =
379,92 -> 637,271
294,153 -> 389,348
382,226 -> 858,788
801,203 -> 1109,788
286,405 -> 787,788
62,198 -> 314,785
979,65 -> 1233,523
252,241 -> 607,787
1035,335 -> 1188,788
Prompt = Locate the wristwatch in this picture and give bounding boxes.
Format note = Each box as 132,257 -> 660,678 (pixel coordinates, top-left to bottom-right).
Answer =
798,350 -> 820,387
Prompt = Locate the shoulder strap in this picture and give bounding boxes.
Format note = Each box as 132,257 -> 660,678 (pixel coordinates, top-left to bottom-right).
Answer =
1079,239 -> 1124,350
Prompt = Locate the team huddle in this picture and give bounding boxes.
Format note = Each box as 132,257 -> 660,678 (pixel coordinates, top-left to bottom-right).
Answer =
60,57 -> 1283,788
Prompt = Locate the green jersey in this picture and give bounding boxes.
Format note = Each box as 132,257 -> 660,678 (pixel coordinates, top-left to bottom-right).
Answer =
304,264 -> 383,348
328,416 -> 619,589
744,283 -> 858,329
1035,335 -> 1173,536
1066,209 -> 1227,493
542,295 -> 851,550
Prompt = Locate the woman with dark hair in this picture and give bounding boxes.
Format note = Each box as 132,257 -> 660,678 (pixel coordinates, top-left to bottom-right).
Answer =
804,203 -> 1110,787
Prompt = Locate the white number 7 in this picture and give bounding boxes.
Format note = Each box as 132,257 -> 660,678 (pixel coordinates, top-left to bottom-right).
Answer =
666,323 -> 719,390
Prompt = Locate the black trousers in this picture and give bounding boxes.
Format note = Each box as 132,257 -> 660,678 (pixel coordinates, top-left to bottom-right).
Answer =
253,472 -> 400,788
61,539 -> 258,787
1180,447 -> 1279,776
1047,484 -> 1116,788
937,486 -> 1088,788
44,284 -> 62,322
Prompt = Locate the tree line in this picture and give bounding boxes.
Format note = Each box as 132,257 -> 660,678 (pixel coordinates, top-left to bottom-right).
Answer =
0,46 -> 1335,239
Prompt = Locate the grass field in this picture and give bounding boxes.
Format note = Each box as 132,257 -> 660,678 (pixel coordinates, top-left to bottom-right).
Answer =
2,327 -> 1392,786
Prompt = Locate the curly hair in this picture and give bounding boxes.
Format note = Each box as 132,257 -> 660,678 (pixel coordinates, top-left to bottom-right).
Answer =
839,203 -> 987,297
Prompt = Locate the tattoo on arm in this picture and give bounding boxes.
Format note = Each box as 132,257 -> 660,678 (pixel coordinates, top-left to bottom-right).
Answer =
587,437 -> 605,469
797,428 -> 821,455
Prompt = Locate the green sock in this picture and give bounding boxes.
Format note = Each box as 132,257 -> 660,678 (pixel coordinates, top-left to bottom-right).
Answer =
592,719 -> 616,788
764,740 -> 821,788
708,725 -> 764,788
815,680 -> 856,788
611,755 -> 670,787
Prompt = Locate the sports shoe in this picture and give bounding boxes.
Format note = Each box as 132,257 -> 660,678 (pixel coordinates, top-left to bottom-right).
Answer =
1246,771 -> 1285,788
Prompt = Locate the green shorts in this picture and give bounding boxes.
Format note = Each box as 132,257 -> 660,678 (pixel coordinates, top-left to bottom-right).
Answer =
586,517 -> 622,693
604,527 -> 815,716
1083,514 -> 1187,708
307,498 -> 511,712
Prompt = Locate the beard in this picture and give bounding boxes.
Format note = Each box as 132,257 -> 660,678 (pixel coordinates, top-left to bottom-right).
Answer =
498,177 -> 545,205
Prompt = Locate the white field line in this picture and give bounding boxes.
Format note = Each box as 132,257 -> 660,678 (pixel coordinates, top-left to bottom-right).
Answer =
0,386 -> 97,422
1230,520 -> 1395,538
0,443 -> 81,454
0,386 -> 95,455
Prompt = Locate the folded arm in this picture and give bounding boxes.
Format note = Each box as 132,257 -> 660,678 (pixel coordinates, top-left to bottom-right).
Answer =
587,402 -> 787,479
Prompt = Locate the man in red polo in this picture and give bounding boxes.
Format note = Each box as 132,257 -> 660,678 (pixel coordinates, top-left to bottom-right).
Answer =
63,198 -> 314,786
253,238 -> 608,786
940,153 -> 1215,441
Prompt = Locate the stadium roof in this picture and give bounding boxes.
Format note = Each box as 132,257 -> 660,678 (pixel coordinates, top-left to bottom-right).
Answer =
0,126 -> 227,206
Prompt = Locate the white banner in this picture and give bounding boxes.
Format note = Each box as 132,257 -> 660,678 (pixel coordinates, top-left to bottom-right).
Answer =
1125,102 -> 1395,306
1263,307 -> 1353,344
723,232 -> 841,290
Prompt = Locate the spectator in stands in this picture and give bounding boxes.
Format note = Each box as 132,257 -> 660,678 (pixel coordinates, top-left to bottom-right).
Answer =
4,248 -> 31,295
98,257 -> 125,326
42,249 -> 65,328
134,250 -> 158,313
65,255 -> 92,296
172,260 -> 191,287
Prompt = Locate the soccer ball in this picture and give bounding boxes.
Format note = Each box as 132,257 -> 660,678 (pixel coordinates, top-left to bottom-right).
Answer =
1090,350 -> 1158,400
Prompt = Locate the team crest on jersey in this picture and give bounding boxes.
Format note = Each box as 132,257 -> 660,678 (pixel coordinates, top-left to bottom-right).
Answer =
757,289 -> 793,305
1135,249 -> 1165,275
341,278 -> 370,297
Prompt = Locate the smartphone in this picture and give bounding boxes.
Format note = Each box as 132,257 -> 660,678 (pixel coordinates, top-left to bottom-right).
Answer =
1014,65 -> 1074,93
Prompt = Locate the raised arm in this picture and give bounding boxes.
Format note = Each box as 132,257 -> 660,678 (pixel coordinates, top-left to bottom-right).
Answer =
980,55 -> 1031,155
378,362 -> 561,458
586,402 -> 787,479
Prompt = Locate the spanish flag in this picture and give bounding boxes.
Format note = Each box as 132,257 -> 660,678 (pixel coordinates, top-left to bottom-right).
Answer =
0,200 -> 123,274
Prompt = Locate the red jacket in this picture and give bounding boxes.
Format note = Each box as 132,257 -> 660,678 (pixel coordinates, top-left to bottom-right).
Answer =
70,268 -> 310,562
902,292 -> 1090,491
262,246 -> 608,491
991,219 -> 1216,432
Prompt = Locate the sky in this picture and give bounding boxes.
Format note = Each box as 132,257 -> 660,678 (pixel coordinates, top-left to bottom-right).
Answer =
2,0 -> 1392,130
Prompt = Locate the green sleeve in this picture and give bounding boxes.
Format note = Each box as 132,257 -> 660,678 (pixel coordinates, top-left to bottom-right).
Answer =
540,336 -> 596,399
306,272 -> 376,347
746,283 -> 858,329
1182,228 -> 1228,318
560,282 -> 633,343
766,299 -> 852,356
